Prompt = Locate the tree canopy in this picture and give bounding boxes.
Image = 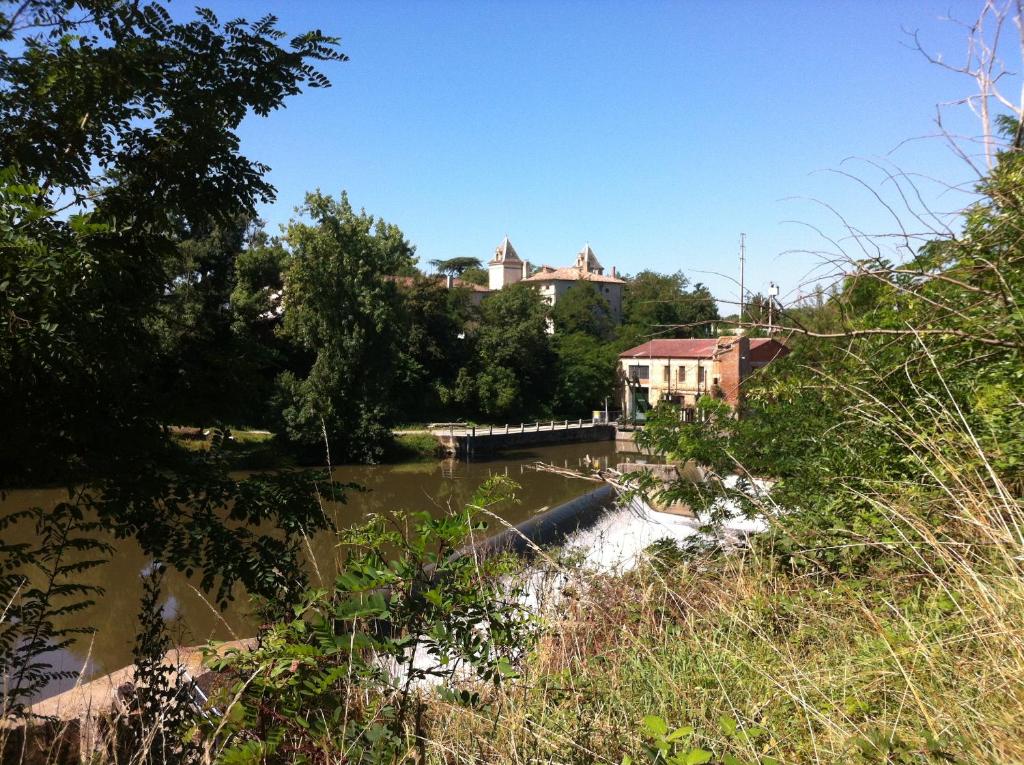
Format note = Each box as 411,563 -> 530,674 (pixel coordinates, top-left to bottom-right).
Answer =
619,270 -> 719,347
1,0 -> 345,607
275,192 -> 416,462
429,256 -> 483,276
551,282 -> 614,339
444,284 -> 557,419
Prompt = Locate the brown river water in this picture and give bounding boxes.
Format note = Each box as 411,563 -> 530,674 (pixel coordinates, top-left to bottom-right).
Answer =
4,440 -> 643,701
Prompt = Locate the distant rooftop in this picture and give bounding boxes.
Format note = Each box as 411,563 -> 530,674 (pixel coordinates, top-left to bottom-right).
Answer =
522,266 -> 625,285
574,243 -> 603,274
619,337 -> 786,359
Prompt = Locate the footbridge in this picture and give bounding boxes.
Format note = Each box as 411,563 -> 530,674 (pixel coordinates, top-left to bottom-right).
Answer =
431,419 -> 616,457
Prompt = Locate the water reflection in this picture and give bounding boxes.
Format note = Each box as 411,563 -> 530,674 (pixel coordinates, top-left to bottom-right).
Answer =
4,440 -> 645,699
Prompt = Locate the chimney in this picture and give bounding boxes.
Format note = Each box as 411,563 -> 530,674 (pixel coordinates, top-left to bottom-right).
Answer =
446,274 -> 454,289
611,265 -> 617,278
522,261 -> 530,278
717,336 -> 751,412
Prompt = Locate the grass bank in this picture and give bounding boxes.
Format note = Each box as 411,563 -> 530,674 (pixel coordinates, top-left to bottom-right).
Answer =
426,484 -> 1024,764
170,427 -> 445,469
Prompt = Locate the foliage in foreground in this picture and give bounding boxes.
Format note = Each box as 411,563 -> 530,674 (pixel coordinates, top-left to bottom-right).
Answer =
195,477 -> 535,764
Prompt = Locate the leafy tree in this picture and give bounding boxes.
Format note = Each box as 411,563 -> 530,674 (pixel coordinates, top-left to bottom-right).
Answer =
275,191 -> 417,462
393,275 -> 475,420
552,333 -> 618,417
459,265 -> 489,286
0,1 -> 346,700
150,217 -> 267,428
429,256 -> 483,277
551,281 -> 614,339
445,284 -> 556,419
619,270 -> 719,346
1,0 -> 344,479
229,229 -> 308,427
1,3 -> 344,228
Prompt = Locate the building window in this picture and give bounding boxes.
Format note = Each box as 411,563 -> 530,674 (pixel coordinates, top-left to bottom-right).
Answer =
663,365 -> 670,383
628,365 -> 649,381
677,367 -> 686,383
713,376 -> 719,385
698,367 -> 706,384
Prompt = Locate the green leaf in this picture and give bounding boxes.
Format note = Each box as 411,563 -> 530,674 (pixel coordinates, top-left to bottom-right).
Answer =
642,715 -> 668,737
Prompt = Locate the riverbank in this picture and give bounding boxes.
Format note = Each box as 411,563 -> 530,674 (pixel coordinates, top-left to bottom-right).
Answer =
23,471 -> 754,732
4,441 -> 633,703
170,423 -> 620,469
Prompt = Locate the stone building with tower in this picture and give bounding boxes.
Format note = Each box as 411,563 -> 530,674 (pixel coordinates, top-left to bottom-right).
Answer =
486,236 -> 626,321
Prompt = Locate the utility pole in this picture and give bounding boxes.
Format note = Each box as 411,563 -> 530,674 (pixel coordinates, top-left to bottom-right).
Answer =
738,233 -> 746,333
768,281 -> 779,334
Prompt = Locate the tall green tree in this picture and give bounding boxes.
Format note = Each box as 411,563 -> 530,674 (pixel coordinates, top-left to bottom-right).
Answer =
552,333 -> 618,417
445,284 -> 557,419
619,270 -> 719,346
275,192 -> 417,462
150,217 -> 267,427
1,0 -> 345,617
393,276 -> 475,420
1,0 -> 344,481
551,281 -> 614,339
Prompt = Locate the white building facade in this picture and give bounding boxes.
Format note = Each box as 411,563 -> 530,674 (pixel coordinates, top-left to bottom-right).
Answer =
487,237 -> 625,321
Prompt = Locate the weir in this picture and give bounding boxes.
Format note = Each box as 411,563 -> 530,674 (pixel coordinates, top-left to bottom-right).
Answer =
25,480 -> 621,730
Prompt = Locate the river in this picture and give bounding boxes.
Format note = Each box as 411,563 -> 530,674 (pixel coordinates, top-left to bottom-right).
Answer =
3,440 -> 640,701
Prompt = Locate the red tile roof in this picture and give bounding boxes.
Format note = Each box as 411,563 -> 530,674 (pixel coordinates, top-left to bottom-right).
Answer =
521,266 -> 625,284
387,275 -> 490,292
619,337 -> 786,359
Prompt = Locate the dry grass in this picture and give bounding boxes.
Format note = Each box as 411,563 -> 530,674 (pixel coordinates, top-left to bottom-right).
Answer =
423,420 -> 1024,764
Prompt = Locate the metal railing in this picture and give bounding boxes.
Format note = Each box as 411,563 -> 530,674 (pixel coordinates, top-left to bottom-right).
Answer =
431,418 -> 608,438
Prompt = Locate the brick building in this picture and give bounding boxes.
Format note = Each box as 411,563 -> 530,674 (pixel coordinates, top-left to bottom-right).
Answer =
618,336 -> 789,420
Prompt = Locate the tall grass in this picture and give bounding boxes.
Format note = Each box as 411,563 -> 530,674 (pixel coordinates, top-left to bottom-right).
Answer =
423,380 -> 1024,764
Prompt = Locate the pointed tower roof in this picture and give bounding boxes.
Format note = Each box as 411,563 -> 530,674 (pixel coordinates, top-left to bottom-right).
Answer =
575,243 -> 604,274
489,235 -> 522,265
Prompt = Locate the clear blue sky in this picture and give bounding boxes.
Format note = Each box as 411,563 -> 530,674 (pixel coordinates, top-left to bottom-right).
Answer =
210,0 -> 998,311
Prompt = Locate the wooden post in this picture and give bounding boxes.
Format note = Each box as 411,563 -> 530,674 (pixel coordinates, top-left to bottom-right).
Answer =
489,424 -> 493,435
505,424 -> 509,434
520,423 -> 525,433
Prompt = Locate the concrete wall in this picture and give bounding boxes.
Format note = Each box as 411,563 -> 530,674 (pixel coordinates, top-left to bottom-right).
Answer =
456,484 -> 616,559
